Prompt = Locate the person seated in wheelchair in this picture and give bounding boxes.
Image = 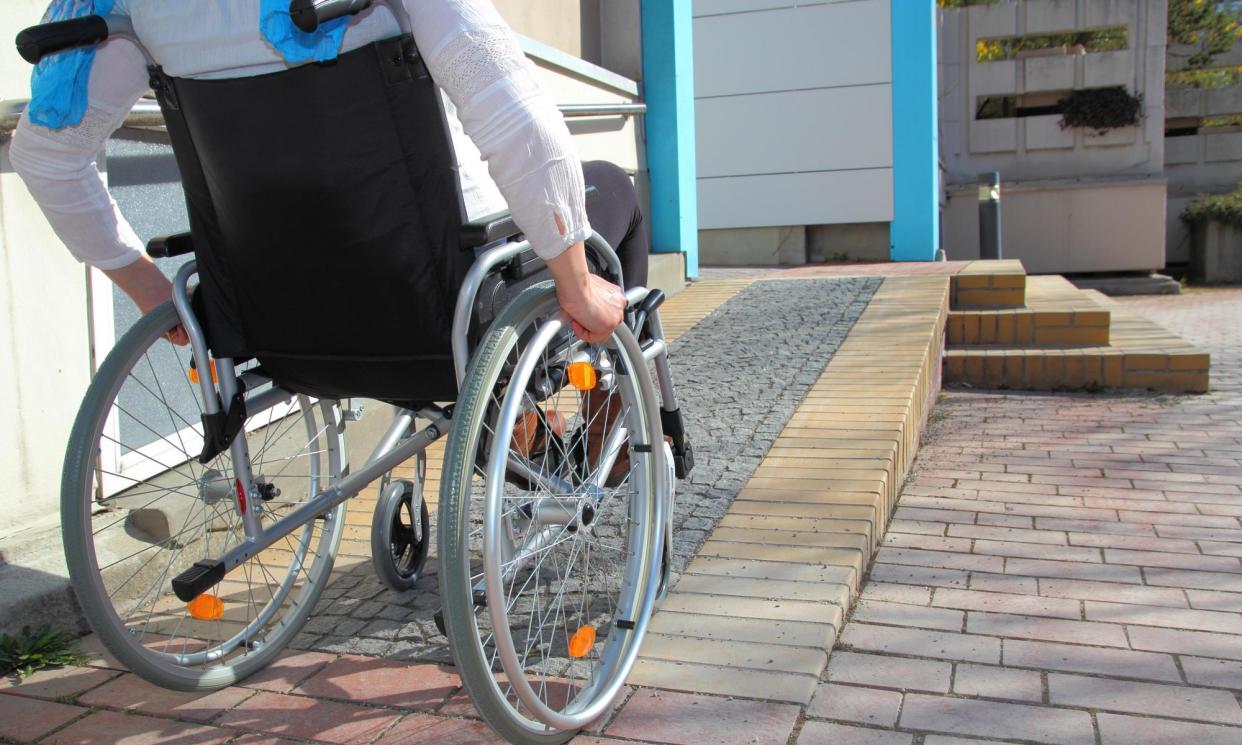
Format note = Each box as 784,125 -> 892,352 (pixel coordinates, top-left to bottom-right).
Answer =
14,4 -> 692,739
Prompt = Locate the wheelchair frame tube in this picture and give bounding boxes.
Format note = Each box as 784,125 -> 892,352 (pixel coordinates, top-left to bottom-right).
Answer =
210,410 -> 451,575
450,232 -> 625,385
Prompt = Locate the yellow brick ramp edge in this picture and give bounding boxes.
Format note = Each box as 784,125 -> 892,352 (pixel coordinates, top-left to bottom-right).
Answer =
628,275 -> 951,704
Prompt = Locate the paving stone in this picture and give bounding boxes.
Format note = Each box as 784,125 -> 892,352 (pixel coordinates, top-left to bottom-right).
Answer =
1002,639 -> 1181,682
1097,712 -> 1242,745
859,583 -> 933,605
237,651 -> 336,693
1182,656 -> 1242,690
640,633 -> 826,676
629,657 -> 819,702
932,587 -> 1081,619
1038,578 -> 1186,607
374,713 -> 505,743
806,683 -> 903,727
646,610 -> 835,648
217,691 -> 401,744
1128,626 -> 1242,661
966,610 -> 1129,647
44,709 -> 235,744
850,600 -> 965,632
826,651 -> 951,693
839,623 -> 1000,664
77,674 -> 254,722
0,664 -> 119,701
898,693 -> 1095,745
951,663 -> 1042,702
294,655 -> 459,710
1049,673 -> 1242,724
796,721 -> 913,745
606,689 -> 800,745
1085,600 -> 1242,634
0,694 -> 85,742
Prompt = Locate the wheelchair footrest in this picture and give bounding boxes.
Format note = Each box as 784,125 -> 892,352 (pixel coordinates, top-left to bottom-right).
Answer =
171,559 -> 226,602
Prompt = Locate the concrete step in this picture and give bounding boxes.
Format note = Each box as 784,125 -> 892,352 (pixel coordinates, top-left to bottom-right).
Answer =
950,259 -> 1027,308
945,287 -> 1210,393
948,275 -> 1110,346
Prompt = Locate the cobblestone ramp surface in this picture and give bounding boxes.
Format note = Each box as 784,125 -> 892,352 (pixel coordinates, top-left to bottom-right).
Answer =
290,277 -> 880,662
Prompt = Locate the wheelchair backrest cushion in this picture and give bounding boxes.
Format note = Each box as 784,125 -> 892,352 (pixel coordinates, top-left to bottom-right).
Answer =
156,34 -> 474,401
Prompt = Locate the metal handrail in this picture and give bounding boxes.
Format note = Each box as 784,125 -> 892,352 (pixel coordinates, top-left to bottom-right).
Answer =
0,98 -> 644,135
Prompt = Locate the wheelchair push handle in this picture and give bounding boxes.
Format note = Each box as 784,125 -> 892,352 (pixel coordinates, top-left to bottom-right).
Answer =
15,16 -> 109,64
289,0 -> 374,33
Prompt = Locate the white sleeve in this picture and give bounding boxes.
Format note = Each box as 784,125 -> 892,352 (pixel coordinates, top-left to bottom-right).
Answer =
407,0 -> 591,261
10,37 -> 150,270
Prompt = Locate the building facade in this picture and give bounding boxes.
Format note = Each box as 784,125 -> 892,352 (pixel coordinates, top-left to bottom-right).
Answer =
939,0 -> 1168,275
692,0 -> 940,265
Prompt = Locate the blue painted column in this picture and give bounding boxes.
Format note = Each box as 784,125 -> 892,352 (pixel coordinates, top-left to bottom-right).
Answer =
641,0 -> 699,278
890,0 -> 940,261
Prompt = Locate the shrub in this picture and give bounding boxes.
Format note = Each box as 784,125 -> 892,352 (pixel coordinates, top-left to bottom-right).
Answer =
1059,87 -> 1143,133
1182,185 -> 1242,228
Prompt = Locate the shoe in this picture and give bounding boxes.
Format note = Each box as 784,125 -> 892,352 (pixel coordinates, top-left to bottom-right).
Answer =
512,407 -> 567,460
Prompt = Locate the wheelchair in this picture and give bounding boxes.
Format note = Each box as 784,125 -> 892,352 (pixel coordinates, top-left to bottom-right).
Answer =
18,3 -> 692,742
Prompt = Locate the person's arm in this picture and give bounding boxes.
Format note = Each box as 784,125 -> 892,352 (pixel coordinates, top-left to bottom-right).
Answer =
10,36 -> 165,313
406,0 -> 625,341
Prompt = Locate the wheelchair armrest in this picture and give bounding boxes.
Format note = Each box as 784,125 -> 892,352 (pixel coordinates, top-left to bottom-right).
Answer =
460,211 -> 520,250
147,232 -> 195,259
458,186 -> 601,250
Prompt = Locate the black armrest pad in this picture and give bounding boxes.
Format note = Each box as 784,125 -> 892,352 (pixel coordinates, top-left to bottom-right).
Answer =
147,232 -> 195,259
459,211 -> 520,250
458,186 -> 600,250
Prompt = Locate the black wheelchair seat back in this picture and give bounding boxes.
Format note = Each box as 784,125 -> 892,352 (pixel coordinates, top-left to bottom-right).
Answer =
152,34 -> 498,404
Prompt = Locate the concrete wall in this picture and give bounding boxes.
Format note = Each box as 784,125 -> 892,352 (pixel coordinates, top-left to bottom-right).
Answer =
939,0 -> 1168,273
940,0 -> 1166,182
1,1 -> 97,530
943,178 -> 1167,273
692,0 -> 894,236
1164,41 -> 1242,265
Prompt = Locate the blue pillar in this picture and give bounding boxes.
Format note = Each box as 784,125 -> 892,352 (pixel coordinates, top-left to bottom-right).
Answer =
890,0 -> 940,261
641,0 -> 699,278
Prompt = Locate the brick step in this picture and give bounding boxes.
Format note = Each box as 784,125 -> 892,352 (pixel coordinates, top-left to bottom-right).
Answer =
950,259 -> 1027,308
945,286 -> 1209,393
948,275 -> 1111,346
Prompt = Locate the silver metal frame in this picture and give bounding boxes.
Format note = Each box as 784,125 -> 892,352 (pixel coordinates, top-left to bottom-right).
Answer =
168,232 -> 678,599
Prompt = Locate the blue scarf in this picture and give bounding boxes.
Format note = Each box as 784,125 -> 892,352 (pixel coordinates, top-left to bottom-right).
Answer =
28,0 -> 116,129
28,0 -> 349,130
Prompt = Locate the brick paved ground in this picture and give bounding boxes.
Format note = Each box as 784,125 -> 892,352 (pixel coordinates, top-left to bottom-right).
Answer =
791,287 -> 1242,745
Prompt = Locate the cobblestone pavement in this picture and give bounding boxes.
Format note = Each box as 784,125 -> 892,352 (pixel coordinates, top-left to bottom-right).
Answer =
289,277 -> 879,661
790,287 -> 1242,745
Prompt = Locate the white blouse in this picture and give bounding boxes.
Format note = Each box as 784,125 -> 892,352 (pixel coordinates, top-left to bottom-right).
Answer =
9,0 -> 591,269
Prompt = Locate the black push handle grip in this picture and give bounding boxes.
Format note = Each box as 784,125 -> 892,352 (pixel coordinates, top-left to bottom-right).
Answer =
15,16 -> 109,65
288,0 -> 373,33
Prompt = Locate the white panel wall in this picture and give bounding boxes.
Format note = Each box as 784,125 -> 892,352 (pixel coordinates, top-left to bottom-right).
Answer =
693,0 -> 894,230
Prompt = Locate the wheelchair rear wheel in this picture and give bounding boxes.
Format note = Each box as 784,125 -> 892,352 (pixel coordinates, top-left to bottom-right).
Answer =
439,284 -> 666,743
62,302 -> 346,690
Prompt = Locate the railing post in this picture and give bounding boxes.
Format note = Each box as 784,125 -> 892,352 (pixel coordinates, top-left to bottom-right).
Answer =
978,172 -> 1002,260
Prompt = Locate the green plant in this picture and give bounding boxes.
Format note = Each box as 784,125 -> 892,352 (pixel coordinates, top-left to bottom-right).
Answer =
0,626 -> 86,681
1169,0 -> 1242,69
1182,183 -> 1242,228
1059,87 -> 1143,133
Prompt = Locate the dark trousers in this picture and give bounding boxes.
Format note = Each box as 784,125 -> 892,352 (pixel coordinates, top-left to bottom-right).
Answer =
582,160 -> 649,290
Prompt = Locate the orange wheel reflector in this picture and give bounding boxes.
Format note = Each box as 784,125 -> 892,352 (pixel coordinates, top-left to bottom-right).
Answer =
187,594 -> 224,621
188,359 -> 217,384
568,625 -> 596,658
567,361 -> 597,391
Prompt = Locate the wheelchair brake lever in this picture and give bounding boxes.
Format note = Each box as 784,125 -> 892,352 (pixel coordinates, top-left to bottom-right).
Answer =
628,288 -> 665,338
